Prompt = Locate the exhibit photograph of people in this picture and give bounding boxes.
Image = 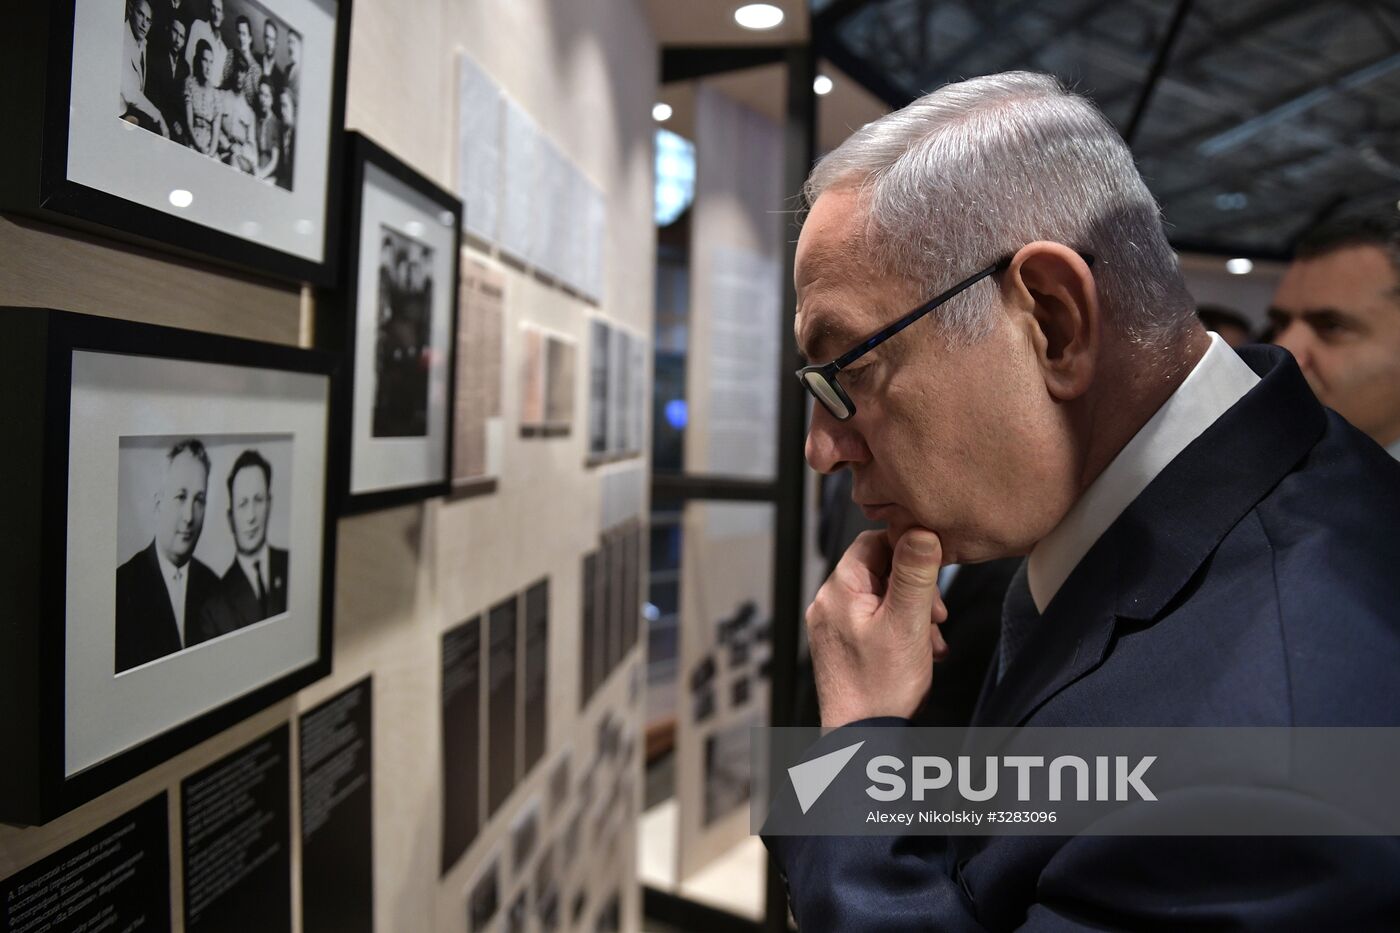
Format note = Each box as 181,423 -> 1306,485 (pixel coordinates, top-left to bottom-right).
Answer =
119,0 -> 302,189
7,1 -> 1400,931
115,434 -> 294,673
372,225 -> 436,438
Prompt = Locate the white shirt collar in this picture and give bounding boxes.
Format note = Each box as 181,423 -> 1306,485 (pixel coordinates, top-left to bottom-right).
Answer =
1386,438 -> 1400,462
154,544 -> 191,646
1027,333 -> 1261,613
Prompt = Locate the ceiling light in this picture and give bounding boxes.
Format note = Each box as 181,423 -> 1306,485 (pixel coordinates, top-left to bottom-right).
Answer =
813,75 -> 833,96
1226,258 -> 1253,275
168,189 -> 193,208
734,3 -> 784,30
652,102 -> 673,122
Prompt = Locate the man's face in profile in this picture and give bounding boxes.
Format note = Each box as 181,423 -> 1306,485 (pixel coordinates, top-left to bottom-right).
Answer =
1270,244 -> 1400,446
287,32 -> 300,66
794,188 -> 1077,563
229,465 -> 270,556
155,451 -> 208,567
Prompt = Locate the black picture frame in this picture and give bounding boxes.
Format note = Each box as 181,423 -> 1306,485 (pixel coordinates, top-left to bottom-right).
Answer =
0,0 -> 353,286
0,308 -> 339,826
318,131 -> 464,514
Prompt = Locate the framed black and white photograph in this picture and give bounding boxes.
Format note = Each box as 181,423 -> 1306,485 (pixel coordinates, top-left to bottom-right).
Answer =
0,308 -> 337,825
319,132 -> 462,513
0,0 -> 352,284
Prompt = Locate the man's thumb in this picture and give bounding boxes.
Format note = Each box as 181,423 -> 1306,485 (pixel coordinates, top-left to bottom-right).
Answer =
885,529 -> 943,619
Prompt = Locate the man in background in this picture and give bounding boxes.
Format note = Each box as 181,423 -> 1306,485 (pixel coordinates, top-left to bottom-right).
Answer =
1269,216 -> 1400,459
197,449 -> 290,641
115,439 -> 220,672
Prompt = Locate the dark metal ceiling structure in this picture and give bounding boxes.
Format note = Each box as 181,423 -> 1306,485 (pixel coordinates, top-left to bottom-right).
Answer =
814,0 -> 1400,258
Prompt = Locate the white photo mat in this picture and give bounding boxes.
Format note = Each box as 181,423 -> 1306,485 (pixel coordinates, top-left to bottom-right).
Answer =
65,349 -> 330,777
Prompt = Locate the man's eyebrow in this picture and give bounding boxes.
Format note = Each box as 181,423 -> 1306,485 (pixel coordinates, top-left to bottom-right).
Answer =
795,315 -> 862,363
1268,305 -> 1359,322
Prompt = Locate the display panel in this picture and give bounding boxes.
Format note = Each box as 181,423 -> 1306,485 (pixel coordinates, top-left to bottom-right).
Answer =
300,678 -> 373,933
319,131 -> 462,513
1,0 -> 352,283
181,725 -> 292,933
451,257 -> 505,489
0,308 -> 337,826
0,794 -> 171,933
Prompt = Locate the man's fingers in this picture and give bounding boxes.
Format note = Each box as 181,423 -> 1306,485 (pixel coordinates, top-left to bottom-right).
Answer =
830,529 -> 893,596
884,528 -> 943,623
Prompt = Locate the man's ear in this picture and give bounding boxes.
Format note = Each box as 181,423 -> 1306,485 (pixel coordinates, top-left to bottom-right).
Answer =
1005,242 -> 1099,401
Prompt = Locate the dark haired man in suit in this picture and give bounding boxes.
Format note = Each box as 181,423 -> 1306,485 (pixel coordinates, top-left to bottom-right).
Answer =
1269,215 -> 1400,460
197,449 -> 290,641
115,439 -> 220,672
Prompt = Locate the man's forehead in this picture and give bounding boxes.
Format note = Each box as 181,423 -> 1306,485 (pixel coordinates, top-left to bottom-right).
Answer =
1277,245 -> 1400,308
795,191 -> 872,284
168,452 -> 208,478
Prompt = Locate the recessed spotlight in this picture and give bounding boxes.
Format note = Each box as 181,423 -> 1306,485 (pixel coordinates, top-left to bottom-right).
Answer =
652,102 -> 673,122
734,3 -> 784,30
1226,257 -> 1253,275
294,219 -> 315,235
439,210 -> 456,226
813,75 -> 833,96
168,189 -> 193,208
404,220 -> 425,237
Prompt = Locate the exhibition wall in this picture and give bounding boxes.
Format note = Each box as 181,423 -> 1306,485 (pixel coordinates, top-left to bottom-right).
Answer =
0,2 -> 657,933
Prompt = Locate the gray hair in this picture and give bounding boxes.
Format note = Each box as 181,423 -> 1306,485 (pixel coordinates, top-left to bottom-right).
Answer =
806,71 -> 1195,347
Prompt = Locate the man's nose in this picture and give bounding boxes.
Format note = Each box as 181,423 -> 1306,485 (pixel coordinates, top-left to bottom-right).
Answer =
805,404 -> 871,475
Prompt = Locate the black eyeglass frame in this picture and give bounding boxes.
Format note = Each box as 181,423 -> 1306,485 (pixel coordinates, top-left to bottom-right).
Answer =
796,250 -> 1096,421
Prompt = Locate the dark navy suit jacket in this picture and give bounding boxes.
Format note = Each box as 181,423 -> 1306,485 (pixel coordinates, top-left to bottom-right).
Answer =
765,346 -> 1400,930
195,546 -> 290,642
114,541 -> 220,673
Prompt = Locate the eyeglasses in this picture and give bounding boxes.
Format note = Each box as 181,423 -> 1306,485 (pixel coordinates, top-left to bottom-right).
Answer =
796,251 -> 1095,420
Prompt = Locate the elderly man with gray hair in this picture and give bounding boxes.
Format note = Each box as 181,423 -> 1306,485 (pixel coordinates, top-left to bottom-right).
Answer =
766,72 -> 1400,928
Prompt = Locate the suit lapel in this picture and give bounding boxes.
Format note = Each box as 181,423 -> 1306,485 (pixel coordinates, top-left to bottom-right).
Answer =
269,548 -> 288,612
143,542 -> 181,645
971,550 -> 1121,727
971,346 -> 1326,728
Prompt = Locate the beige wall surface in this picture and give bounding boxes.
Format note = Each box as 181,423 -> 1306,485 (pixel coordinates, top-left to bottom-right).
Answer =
0,1 -> 657,931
